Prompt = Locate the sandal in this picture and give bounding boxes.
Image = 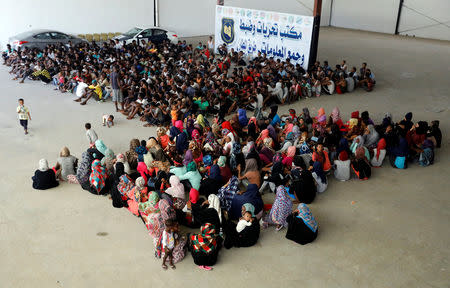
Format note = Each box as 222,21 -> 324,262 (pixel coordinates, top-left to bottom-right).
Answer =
199,265 -> 212,271
276,225 -> 284,232
170,264 -> 176,270
162,264 -> 168,270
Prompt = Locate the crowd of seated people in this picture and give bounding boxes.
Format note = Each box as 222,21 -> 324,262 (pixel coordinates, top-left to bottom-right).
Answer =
3,37 -> 375,123
31,103 -> 441,270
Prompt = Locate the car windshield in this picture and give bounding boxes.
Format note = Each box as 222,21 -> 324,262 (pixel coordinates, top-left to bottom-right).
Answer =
123,27 -> 142,37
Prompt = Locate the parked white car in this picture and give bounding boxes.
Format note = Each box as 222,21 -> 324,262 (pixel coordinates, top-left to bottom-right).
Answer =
113,27 -> 178,45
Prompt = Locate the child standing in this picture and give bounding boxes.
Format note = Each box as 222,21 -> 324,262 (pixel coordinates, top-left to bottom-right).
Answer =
17,98 -> 31,134
162,219 -> 177,270
85,123 -> 98,147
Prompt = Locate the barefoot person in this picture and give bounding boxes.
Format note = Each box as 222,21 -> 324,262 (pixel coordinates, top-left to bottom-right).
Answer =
17,98 -> 31,134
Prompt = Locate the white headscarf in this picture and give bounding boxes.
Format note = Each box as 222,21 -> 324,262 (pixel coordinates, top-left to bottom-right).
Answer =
39,159 -> 49,172
208,194 -> 222,223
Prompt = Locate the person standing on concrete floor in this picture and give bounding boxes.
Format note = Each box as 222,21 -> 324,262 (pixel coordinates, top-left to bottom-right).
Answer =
17,98 -> 31,135
110,65 -> 123,112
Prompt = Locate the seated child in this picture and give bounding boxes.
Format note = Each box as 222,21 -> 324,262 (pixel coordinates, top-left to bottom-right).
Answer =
236,211 -> 253,233
102,114 -> 114,127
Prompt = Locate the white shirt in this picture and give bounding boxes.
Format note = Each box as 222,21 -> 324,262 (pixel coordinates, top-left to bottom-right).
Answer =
76,82 -> 88,97
236,219 -> 252,233
17,105 -> 29,120
162,230 -> 175,249
312,172 -> 328,193
333,160 -> 350,181
86,129 -> 98,144
256,93 -> 264,109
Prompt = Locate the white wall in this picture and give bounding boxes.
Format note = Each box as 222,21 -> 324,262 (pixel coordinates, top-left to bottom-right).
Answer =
330,0 -> 400,34
0,0 -> 154,49
398,0 -> 450,41
159,0 -> 331,37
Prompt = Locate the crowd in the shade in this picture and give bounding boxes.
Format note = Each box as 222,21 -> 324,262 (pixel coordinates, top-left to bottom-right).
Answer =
3,36 -> 375,122
31,104 -> 441,270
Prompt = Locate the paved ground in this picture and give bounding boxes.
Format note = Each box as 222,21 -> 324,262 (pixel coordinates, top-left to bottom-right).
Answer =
0,27 -> 449,288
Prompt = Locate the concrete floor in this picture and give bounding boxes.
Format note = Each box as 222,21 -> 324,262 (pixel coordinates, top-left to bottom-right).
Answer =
0,27 -> 449,288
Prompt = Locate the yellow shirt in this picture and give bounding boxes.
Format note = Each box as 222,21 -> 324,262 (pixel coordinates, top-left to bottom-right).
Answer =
89,84 -> 103,99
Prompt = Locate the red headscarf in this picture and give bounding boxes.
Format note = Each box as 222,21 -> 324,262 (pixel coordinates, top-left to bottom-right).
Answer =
376,138 -> 387,160
189,188 -> 199,204
351,111 -> 360,119
338,150 -> 349,161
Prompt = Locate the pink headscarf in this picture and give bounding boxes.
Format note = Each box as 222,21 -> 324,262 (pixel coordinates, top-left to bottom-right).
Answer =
331,107 -> 341,123
248,117 -> 257,127
287,145 -> 296,158
165,175 -> 185,199
284,123 -> 294,134
175,120 -> 183,132
137,162 -> 149,184
317,107 -> 326,124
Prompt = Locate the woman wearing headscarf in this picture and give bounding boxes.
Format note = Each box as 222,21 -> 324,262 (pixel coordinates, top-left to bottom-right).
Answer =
157,127 -> 170,150
363,124 -> 380,148
165,175 -> 186,208
115,153 -> 131,175
217,156 -> 232,183
178,161 -> 202,191
301,107 -> 313,126
264,185 -> 293,231
154,199 -> 187,264
126,139 -> 140,171
256,129 -> 270,147
334,150 -> 351,181
101,148 -> 115,177
269,105 -> 281,127
32,159 -> 59,190
116,169 -> 138,215
312,161 -> 328,193
260,153 -> 284,194
137,161 -> 150,184
203,130 -> 220,154
260,137 -> 275,166
139,191 -> 161,237
419,139 -> 434,167
285,203 -> 318,245
229,184 -> 263,220
239,158 -> 261,188
131,177 -> 149,205
330,107 -> 345,129
290,156 -> 316,204
316,107 -> 327,126
110,162 -> 128,208
224,202 -> 261,249
389,135 -> 409,169
237,108 -> 248,128
199,164 -> 222,197
175,127 -> 189,154
94,139 -> 108,158
76,151 -> 94,191
188,223 -> 222,270
282,145 -> 297,168
217,175 -> 240,212
196,114 -> 207,129
350,136 -> 370,160
170,120 -> 182,139
189,141 -> 203,165
351,147 -> 372,180
371,138 -> 387,167
56,147 -> 78,182
88,159 -> 109,195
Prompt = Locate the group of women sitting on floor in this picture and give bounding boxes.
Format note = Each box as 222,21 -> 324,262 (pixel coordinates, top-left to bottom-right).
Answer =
32,105 -> 442,270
